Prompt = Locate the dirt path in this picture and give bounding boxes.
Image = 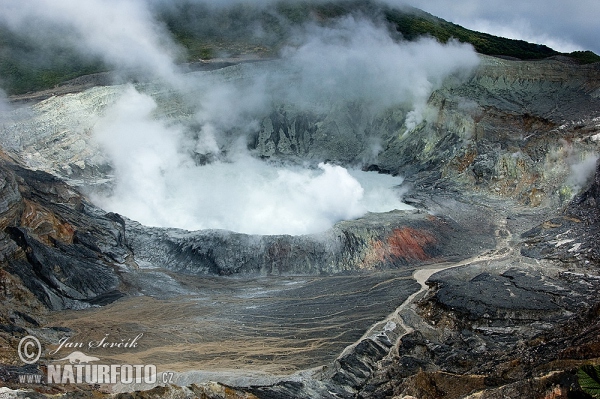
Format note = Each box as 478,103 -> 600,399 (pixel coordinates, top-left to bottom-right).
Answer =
355,215 -> 514,349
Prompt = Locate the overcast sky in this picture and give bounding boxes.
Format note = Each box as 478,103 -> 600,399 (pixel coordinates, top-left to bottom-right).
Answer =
392,0 -> 600,54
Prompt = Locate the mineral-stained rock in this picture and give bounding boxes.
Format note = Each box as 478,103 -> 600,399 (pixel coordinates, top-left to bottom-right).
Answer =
521,159 -> 600,265
0,160 -> 128,311
124,209 -> 493,276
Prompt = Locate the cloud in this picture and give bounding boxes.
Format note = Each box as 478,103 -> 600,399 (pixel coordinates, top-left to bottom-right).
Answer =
274,16 -> 479,113
171,14 -> 479,154
389,0 -> 600,54
466,19 -> 582,53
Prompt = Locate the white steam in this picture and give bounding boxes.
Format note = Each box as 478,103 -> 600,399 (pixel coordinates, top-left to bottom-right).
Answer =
273,16 -> 480,115
568,153 -> 599,189
178,16 -> 480,156
0,89 -> 11,114
180,16 -> 479,138
92,86 -> 409,235
0,0 -> 182,85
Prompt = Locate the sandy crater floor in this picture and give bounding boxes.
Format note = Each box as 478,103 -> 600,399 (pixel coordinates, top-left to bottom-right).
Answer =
47,271 -> 419,375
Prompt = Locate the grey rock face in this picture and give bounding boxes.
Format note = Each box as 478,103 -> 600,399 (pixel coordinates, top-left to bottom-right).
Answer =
430,265 -> 596,323
125,209 -> 494,276
521,159 -> 600,266
254,102 -> 378,165
0,161 -> 128,310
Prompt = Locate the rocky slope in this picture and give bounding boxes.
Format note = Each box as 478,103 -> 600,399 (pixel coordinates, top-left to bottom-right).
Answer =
0,54 -> 599,399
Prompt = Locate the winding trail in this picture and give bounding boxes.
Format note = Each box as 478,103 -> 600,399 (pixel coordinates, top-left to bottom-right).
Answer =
354,215 -> 514,351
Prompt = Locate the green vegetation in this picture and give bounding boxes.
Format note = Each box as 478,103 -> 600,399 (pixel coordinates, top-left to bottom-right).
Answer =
161,3 -> 280,62
0,27 -> 106,95
1,0 -> 598,96
578,365 -> 600,398
384,6 -> 559,60
568,50 -> 600,64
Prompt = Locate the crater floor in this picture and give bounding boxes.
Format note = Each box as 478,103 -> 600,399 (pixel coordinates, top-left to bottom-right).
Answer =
47,271 -> 419,379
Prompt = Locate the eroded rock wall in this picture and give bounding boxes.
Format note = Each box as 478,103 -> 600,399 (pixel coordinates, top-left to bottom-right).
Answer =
124,209 -> 494,275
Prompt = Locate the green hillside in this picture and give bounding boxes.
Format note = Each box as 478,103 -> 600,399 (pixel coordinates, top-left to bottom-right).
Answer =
1,0 -> 598,96
0,26 -> 106,95
384,6 -> 557,59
